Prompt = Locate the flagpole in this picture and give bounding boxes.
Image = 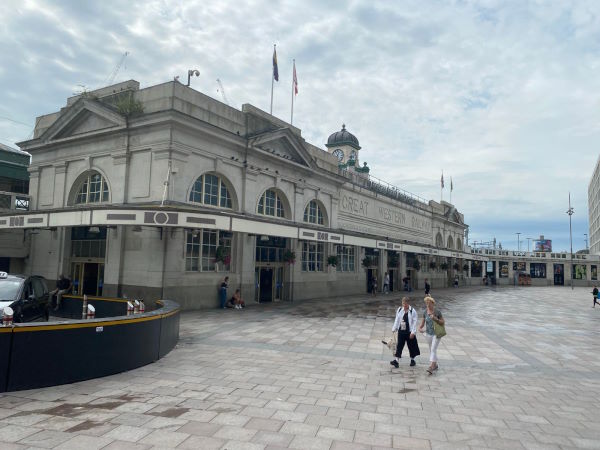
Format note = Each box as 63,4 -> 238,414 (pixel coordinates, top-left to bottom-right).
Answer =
441,171 -> 443,203
290,59 -> 295,125
270,44 -> 275,115
450,177 -> 452,204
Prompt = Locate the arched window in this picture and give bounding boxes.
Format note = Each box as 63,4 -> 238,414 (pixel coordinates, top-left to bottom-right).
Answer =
456,238 -> 462,250
189,173 -> 232,209
303,200 -> 324,225
257,189 -> 285,218
75,172 -> 109,205
435,232 -> 443,247
447,236 -> 454,249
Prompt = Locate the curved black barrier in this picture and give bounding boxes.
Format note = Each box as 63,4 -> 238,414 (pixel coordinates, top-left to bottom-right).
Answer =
0,299 -> 180,392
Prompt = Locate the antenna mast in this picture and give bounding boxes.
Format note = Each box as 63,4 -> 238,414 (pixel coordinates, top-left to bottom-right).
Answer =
216,78 -> 229,105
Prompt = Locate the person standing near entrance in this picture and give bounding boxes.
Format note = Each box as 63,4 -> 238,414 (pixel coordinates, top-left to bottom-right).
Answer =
371,274 -> 377,297
219,276 -> 229,309
424,278 -> 431,295
383,272 -> 390,294
593,286 -> 599,308
390,297 -> 420,368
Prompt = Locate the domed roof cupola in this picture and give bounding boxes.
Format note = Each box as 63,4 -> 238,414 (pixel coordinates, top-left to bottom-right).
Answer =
325,124 -> 361,150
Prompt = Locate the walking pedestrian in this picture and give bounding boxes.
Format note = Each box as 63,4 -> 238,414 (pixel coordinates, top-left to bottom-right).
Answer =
424,278 -> 431,295
593,286 -> 599,308
371,274 -> 377,297
390,297 -> 420,368
219,276 -> 229,309
418,296 -> 445,374
383,272 -> 390,294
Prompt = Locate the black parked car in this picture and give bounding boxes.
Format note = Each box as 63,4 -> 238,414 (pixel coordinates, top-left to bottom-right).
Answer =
0,272 -> 50,322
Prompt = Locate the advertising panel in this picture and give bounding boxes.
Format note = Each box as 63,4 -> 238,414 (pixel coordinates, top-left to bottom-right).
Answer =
499,261 -> 509,278
534,239 -> 552,252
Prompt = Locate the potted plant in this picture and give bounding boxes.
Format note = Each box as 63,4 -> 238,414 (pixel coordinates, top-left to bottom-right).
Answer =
327,255 -> 339,267
283,250 -> 296,265
362,256 -> 373,268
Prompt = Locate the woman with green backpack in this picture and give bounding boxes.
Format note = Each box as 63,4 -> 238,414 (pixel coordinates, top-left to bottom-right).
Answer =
419,296 -> 445,374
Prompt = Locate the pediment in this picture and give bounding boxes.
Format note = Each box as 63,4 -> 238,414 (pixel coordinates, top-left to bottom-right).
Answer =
40,98 -> 126,142
249,128 -> 315,169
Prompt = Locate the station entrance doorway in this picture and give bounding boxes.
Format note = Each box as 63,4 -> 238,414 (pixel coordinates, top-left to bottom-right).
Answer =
69,226 -> 106,296
255,236 -> 287,303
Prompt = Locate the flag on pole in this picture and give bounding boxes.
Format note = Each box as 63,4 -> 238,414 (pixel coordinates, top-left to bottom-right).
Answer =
450,177 -> 453,192
293,61 -> 298,95
441,172 -> 445,189
273,47 -> 279,81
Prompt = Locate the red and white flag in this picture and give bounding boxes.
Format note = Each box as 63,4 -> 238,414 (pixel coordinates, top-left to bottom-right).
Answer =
293,62 -> 298,95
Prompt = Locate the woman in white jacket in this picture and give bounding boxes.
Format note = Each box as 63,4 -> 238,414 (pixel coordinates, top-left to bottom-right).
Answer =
390,297 -> 420,368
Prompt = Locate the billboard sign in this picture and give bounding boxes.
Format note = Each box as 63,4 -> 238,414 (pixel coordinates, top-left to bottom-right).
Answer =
534,239 -> 552,252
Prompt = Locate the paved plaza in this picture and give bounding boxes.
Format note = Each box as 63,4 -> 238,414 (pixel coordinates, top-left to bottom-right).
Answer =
1,286 -> 600,449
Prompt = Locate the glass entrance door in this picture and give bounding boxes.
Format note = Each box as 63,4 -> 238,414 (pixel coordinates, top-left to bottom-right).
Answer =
71,262 -> 104,296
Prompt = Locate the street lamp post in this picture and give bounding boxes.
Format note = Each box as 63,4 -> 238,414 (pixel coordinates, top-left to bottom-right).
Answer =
526,237 -> 531,252
567,193 -> 574,290
584,233 -> 588,250
187,69 -> 200,87
516,232 -> 521,252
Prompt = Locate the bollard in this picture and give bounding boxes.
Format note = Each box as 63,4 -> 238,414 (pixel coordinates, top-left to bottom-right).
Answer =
127,301 -> 134,316
139,300 -> 145,313
134,300 -> 140,314
87,304 -> 95,319
2,306 -> 13,326
82,294 -> 88,319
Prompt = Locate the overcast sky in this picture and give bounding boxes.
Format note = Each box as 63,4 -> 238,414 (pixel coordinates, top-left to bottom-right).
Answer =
1,0 -> 599,252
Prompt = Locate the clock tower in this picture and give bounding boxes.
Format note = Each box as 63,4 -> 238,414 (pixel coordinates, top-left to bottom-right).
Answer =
325,124 -> 361,167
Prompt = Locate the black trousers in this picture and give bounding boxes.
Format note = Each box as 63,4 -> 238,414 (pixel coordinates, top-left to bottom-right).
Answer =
395,331 -> 420,359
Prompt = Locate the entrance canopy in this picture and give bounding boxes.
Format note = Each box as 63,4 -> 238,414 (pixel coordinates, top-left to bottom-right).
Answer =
0,205 -> 483,261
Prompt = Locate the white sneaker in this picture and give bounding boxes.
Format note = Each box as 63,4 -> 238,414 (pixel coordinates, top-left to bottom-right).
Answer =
236,305 -> 241,309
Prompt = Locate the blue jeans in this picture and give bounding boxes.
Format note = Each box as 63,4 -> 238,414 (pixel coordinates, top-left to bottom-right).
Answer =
220,288 -> 227,308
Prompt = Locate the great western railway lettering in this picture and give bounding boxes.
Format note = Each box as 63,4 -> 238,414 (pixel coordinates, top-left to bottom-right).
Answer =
341,194 -> 368,216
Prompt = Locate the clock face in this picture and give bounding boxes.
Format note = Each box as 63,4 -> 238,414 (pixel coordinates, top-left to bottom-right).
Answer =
333,149 -> 344,162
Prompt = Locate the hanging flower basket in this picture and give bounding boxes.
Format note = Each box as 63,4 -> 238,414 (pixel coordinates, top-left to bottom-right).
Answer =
283,250 -> 296,265
463,263 -> 469,271
453,263 -> 460,271
215,246 -> 230,265
362,256 -> 374,268
327,255 -> 339,267
440,262 -> 449,271
429,261 -> 437,270
388,254 -> 399,268
412,259 -> 421,271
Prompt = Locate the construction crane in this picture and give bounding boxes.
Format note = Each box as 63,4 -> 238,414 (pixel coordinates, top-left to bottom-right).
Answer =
105,51 -> 129,86
216,78 -> 229,105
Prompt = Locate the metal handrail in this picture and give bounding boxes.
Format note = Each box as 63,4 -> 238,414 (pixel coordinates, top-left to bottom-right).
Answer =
338,168 -> 429,207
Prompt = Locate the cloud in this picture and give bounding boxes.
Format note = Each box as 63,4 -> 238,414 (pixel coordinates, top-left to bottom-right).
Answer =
1,0 -> 599,252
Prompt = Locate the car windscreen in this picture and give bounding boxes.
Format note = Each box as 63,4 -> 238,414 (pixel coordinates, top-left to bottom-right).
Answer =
0,280 -> 21,301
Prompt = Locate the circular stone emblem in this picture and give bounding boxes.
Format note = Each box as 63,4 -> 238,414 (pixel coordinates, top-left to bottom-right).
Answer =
154,212 -> 168,224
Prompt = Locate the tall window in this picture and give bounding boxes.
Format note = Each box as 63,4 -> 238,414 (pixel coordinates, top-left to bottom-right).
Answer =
185,229 -> 232,272
75,172 -> 109,204
337,245 -> 355,272
303,200 -> 324,225
189,174 -> 232,209
302,241 -> 324,272
447,236 -> 454,249
258,189 -> 285,218
530,263 -> 546,279
456,238 -> 462,250
435,232 -> 443,247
